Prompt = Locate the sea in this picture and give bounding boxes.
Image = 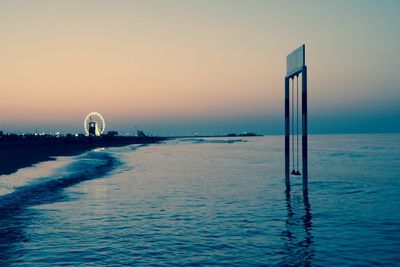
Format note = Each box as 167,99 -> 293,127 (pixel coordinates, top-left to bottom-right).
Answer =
0,134 -> 399,266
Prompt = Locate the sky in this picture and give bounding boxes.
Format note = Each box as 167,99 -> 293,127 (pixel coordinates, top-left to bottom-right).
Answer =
1,0 -> 399,135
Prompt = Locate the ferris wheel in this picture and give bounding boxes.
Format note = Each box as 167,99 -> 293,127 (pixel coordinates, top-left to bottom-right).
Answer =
84,112 -> 105,136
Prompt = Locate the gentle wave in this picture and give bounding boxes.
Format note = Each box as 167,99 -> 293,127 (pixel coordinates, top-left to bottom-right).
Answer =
179,138 -> 246,144
0,151 -> 120,215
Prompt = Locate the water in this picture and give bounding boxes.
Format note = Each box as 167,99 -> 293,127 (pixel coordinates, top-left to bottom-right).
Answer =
0,134 -> 399,266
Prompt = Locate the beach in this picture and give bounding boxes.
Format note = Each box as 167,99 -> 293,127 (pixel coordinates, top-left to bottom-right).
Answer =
0,135 -> 166,175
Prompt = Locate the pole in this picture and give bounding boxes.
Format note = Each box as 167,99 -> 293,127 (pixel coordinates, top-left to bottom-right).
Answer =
302,66 -> 308,200
285,77 -> 290,192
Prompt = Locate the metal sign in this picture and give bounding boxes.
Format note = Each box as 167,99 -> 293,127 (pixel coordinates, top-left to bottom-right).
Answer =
286,45 -> 305,76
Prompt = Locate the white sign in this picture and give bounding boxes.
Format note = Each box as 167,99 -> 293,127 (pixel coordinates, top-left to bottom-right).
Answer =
286,45 -> 305,76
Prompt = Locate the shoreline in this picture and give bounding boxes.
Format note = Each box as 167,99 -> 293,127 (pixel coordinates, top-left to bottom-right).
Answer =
0,136 -> 166,176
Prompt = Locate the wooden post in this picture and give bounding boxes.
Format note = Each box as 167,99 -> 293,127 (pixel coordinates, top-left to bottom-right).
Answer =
285,77 -> 290,192
301,66 -> 308,199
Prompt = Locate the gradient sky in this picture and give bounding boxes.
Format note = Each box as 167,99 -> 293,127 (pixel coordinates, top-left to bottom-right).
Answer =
1,0 -> 399,135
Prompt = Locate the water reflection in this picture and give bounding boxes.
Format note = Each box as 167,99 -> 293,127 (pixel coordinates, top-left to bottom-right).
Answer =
280,191 -> 314,266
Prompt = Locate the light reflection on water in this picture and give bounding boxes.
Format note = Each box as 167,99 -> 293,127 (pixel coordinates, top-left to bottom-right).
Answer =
0,134 -> 399,265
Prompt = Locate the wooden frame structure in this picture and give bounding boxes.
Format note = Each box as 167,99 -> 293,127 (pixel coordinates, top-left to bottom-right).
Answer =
284,44 -> 308,199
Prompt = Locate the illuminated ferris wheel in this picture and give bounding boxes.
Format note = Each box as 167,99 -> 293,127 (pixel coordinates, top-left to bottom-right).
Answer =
84,112 -> 105,136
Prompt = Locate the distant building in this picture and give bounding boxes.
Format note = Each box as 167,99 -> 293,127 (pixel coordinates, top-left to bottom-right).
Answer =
106,131 -> 118,137
239,132 -> 257,136
137,130 -> 147,137
88,121 -> 97,136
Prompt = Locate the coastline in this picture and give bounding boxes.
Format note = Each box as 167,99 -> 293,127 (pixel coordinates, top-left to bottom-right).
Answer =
0,136 -> 166,176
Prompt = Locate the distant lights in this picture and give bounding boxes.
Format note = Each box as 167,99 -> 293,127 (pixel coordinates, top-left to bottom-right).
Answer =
84,112 -> 105,136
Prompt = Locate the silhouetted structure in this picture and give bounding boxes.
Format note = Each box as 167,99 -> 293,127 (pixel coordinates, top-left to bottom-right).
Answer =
285,44 -> 308,200
137,130 -> 147,137
106,131 -> 118,137
88,121 -> 96,136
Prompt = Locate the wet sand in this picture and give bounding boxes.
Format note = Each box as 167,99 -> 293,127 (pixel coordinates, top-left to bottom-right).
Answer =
0,136 -> 166,175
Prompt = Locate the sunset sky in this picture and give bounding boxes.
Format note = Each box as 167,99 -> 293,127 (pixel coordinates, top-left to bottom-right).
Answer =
1,0 -> 399,135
